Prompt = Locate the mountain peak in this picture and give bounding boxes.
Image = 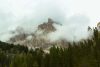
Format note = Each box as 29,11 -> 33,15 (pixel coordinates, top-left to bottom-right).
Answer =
7,18 -> 65,50
38,18 -> 56,32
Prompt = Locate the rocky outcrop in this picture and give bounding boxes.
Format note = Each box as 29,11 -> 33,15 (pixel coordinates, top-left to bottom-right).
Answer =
8,18 -> 66,50
38,18 -> 56,33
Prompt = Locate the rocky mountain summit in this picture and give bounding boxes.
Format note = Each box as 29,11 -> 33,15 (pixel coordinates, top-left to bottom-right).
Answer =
38,18 -> 56,32
8,18 -> 67,50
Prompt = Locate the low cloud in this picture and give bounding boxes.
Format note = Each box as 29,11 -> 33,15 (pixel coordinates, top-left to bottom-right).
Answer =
0,0 -> 95,42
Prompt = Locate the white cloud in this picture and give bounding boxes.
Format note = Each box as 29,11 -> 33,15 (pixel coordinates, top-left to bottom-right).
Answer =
0,0 -> 99,41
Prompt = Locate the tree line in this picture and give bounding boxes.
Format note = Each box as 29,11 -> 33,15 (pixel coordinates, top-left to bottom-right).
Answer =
0,27 -> 100,67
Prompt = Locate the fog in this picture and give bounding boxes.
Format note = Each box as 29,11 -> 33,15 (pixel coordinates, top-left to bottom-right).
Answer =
0,0 -> 99,42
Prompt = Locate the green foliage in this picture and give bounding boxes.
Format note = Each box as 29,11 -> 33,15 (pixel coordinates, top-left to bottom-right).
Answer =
0,27 -> 100,67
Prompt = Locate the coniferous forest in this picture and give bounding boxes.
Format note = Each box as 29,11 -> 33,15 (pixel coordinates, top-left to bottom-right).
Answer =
0,27 -> 100,67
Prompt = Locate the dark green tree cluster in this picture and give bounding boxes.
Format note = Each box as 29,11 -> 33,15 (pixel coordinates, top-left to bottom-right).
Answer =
0,28 -> 100,67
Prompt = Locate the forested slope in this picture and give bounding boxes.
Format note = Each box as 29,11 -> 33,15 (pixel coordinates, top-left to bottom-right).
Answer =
0,28 -> 100,67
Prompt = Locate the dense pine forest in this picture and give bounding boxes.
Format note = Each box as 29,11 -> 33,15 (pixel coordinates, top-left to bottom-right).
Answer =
0,27 -> 100,67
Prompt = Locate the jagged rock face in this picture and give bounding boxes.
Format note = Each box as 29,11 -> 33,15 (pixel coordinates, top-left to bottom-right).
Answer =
9,33 -> 28,42
38,18 -> 56,33
7,18 -> 67,50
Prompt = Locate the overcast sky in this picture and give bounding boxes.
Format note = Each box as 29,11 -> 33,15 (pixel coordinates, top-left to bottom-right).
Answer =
0,0 -> 99,41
